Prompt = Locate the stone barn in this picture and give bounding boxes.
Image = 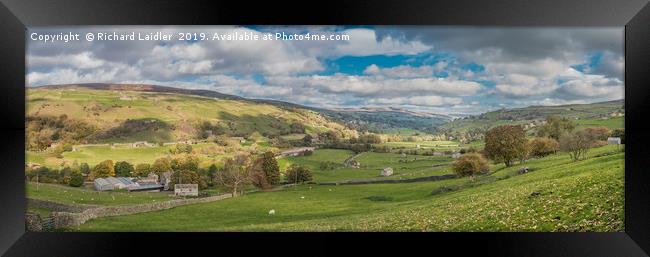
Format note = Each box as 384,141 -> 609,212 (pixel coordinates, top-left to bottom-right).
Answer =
93,178 -> 114,191
93,177 -> 138,191
161,171 -> 173,190
381,167 -> 394,177
174,184 -> 199,196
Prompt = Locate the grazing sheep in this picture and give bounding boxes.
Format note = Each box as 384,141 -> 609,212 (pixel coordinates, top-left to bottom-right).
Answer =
268,209 -> 275,215
518,167 -> 530,174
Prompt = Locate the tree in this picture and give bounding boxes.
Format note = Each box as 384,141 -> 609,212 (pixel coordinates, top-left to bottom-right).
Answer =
285,164 -> 313,184
529,137 -> 560,158
168,170 -> 208,190
91,160 -> 115,179
170,143 -> 193,154
484,125 -> 528,167
584,127 -> 610,141
134,163 -> 151,177
249,166 -> 270,190
68,170 -> 84,187
318,131 -> 340,144
358,133 -> 383,144
537,116 -> 576,140
518,140 -> 532,164
560,130 -> 596,161
451,153 -> 490,177
79,163 -> 91,177
171,154 -> 199,172
303,134 -> 314,145
289,122 -> 306,134
207,163 -> 218,186
215,154 -> 252,197
250,152 -> 281,189
151,158 -> 172,176
114,161 -> 134,177
60,166 -> 73,184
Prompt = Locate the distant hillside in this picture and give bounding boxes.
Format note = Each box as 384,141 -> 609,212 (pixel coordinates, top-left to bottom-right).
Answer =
319,107 -> 452,133
441,100 -> 625,133
36,83 -> 453,133
26,84 -> 356,144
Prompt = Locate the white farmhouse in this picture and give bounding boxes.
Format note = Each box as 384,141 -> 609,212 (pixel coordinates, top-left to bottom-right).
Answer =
607,137 -> 622,145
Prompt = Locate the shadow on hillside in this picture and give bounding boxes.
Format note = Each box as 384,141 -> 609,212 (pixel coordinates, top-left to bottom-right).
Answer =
216,111 -> 299,137
91,118 -> 173,143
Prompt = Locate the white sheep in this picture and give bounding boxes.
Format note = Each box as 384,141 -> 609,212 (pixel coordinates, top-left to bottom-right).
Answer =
268,209 -> 276,215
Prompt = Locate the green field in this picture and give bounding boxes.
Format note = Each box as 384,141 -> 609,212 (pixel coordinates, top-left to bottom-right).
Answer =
73,145 -> 623,232
27,142 -> 279,168
279,150 -> 453,182
575,117 -> 625,130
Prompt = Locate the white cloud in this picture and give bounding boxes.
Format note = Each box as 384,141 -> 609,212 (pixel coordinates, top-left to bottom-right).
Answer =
591,51 -> 624,79
28,51 -> 105,69
556,74 -> 623,100
494,74 -> 557,98
27,64 -> 141,86
329,28 -> 430,57
265,75 -> 482,98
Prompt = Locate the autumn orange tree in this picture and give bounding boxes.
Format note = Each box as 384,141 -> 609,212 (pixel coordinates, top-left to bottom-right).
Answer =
91,160 -> 115,179
484,125 -> 528,167
529,137 -> 560,158
452,153 -> 490,177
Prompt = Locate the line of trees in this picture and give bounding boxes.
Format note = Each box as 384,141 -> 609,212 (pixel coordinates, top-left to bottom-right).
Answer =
482,116 -> 622,167
26,150 -> 314,196
214,152 -> 312,196
25,161 -> 90,187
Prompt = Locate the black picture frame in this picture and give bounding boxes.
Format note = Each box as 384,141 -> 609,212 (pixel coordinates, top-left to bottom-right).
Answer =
1,0 -> 649,256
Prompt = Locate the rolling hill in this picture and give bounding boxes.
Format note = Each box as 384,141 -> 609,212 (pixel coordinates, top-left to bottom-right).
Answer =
26,84 -> 356,144
440,100 -> 624,134
31,83 -> 454,135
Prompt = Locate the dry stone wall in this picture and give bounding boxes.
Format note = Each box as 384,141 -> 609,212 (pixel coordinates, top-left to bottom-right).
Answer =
36,194 -> 233,229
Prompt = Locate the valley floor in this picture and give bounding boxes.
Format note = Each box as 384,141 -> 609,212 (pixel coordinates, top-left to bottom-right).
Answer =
63,145 -> 623,232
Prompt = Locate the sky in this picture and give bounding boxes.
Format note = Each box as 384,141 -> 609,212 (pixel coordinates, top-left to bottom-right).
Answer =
26,26 -> 624,115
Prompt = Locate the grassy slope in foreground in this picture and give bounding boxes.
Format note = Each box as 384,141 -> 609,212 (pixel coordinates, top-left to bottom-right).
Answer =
76,145 -> 623,232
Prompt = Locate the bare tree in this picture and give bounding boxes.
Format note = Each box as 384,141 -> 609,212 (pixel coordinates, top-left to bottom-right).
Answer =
215,154 -> 252,197
560,131 -> 596,161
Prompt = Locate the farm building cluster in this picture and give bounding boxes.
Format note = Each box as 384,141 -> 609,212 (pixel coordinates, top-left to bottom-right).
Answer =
93,172 -> 173,192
